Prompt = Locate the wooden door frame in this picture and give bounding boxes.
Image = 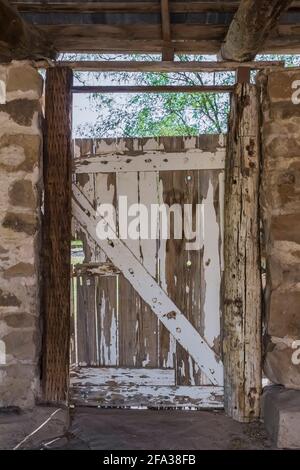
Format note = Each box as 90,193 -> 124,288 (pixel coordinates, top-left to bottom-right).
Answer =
42,66 -> 73,403
42,66 -> 262,422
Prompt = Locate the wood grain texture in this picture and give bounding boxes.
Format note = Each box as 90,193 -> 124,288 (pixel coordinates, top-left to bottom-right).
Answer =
96,276 -> 118,366
71,137 -> 225,406
35,60 -> 285,73
221,0 -> 293,61
13,2 -> 240,14
43,66 -> 73,403
74,148 -> 226,174
77,275 -> 97,366
223,83 -> 262,422
0,0 -> 56,60
117,172 -> 159,369
73,183 -> 223,385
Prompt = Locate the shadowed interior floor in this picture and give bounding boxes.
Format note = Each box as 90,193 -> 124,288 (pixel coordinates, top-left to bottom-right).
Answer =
51,408 -> 273,450
0,406 -> 274,450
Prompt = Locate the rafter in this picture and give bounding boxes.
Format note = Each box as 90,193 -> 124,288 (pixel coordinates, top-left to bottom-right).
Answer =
161,0 -> 173,60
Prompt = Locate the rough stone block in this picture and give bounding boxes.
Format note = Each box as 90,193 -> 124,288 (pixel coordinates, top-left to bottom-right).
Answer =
0,134 -> 41,172
262,385 -> 300,449
269,102 -> 300,121
9,180 -> 36,208
6,63 -> 43,101
0,99 -> 40,127
267,290 -> 300,337
0,312 -> 36,329
268,71 -> 300,103
0,288 -> 21,307
0,364 -> 38,408
2,212 -> 37,236
271,213 -> 300,244
2,328 -> 39,363
3,262 -> 35,279
264,338 -> 300,390
264,135 -> 300,159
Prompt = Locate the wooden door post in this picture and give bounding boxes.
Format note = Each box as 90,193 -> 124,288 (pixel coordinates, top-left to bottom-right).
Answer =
43,67 -> 73,403
223,83 -> 262,422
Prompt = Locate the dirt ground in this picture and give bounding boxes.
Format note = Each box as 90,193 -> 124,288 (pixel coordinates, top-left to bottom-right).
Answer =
0,406 -> 275,450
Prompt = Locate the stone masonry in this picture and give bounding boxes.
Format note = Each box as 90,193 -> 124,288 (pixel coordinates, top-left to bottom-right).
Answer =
259,69 -> 300,390
0,61 -> 43,407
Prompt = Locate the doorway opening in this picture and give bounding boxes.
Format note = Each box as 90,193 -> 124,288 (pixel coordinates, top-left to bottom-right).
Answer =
69,60 -> 230,409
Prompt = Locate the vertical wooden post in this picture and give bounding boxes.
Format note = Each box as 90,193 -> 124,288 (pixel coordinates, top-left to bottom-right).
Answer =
236,67 -> 251,84
223,83 -> 262,422
43,67 -> 73,403
161,0 -> 174,61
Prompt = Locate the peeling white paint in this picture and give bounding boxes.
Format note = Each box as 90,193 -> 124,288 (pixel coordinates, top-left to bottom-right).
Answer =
71,382 -> 224,409
218,172 -> 225,272
73,184 -> 223,385
189,357 -> 196,386
203,179 -> 222,349
75,150 -> 225,174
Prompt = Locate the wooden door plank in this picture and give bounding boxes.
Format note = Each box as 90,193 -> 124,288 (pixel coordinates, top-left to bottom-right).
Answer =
116,172 -> 159,368
75,172 -> 96,262
117,172 -> 142,368
93,171 -> 119,367
71,367 -> 175,387
158,170 -> 203,386
138,171 -> 160,368
96,276 -> 118,366
72,184 -> 223,386
157,175 -> 176,371
70,384 -> 224,409
200,171 -> 223,353
94,172 -> 116,262
77,275 -> 98,366
74,150 -> 226,174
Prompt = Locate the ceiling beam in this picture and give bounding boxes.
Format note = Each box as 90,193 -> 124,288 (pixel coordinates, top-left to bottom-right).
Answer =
34,60 -> 285,73
71,85 -> 234,94
0,0 -> 56,61
220,0 -> 294,61
12,2 -> 240,14
35,22 -> 300,55
161,0 -> 174,60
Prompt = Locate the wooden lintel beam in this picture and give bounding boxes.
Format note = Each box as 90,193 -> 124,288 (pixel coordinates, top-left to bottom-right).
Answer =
71,85 -> 234,94
0,0 -> 56,61
221,0 -> 294,61
34,60 -> 285,73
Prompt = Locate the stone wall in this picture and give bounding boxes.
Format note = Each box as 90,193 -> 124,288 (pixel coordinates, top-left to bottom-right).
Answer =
259,69 -> 300,390
0,61 -> 43,407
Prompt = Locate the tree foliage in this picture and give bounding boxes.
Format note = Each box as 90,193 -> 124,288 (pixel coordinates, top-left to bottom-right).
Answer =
68,53 -> 300,138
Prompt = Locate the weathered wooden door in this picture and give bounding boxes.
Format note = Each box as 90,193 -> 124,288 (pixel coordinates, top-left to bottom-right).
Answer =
70,135 -> 225,409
